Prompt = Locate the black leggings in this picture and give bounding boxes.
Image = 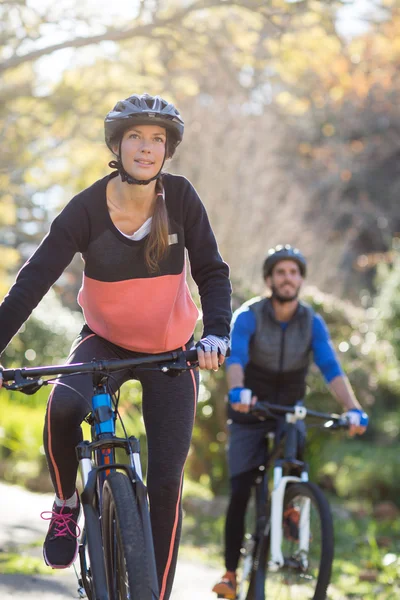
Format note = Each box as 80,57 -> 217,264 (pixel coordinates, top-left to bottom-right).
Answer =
224,469 -> 259,572
43,326 -> 199,600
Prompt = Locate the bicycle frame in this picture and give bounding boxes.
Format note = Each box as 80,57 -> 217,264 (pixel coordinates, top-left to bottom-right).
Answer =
76,378 -> 159,600
242,401 -> 346,600
269,405 -> 309,570
2,349 -> 199,600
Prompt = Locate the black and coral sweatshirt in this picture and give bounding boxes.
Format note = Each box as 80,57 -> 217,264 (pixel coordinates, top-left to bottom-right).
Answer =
0,172 -> 232,355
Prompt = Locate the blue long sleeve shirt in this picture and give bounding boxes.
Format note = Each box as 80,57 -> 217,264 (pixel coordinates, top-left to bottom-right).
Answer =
226,304 -> 343,383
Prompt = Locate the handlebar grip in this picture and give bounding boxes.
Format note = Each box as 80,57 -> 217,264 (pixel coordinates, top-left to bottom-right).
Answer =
0,368 -> 15,382
184,349 -> 199,363
338,417 -> 350,429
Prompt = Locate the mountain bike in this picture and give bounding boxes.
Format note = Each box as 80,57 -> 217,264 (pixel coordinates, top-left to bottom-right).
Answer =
1,348 -> 199,600
236,401 -> 349,600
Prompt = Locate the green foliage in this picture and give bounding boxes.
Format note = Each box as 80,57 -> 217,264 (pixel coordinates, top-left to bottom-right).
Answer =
189,365 -> 230,495
181,509 -> 226,564
316,439 -> 400,504
299,286 -> 400,502
374,247 -> 400,363
0,377 -> 146,489
304,285 -> 400,429
330,512 -> 400,599
1,292 -> 83,368
0,392 -> 47,483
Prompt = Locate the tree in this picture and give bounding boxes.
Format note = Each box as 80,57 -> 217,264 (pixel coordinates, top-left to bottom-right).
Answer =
1,0 -> 321,308
261,2 -> 400,299
3,1 -> 399,307
374,239 -> 400,363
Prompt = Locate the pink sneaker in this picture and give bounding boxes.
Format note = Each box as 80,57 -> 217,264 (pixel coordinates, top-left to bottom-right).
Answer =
41,495 -> 81,568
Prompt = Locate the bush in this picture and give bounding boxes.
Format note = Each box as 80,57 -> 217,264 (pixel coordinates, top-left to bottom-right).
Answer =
374,246 -> 400,363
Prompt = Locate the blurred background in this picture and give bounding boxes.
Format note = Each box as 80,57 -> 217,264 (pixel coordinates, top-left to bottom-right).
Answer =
1,0 -> 400,597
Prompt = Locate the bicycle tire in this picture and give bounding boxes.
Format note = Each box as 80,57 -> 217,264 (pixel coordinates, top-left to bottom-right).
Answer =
102,471 -> 151,600
266,482 -> 334,600
260,481 -> 334,600
78,532 -> 94,600
238,534 -> 260,600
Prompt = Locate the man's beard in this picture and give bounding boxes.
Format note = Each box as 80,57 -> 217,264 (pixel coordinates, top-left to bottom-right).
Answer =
271,284 -> 300,304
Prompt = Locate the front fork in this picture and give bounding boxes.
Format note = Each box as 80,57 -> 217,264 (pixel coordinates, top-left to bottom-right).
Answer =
78,440 -> 143,490
77,438 -> 159,600
76,434 -> 142,600
269,466 -> 310,570
75,385 -> 159,600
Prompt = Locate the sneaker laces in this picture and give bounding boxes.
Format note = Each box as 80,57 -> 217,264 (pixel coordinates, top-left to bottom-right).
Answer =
41,505 -> 81,539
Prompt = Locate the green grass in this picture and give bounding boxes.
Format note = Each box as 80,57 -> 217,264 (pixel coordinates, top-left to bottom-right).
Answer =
330,504 -> 400,599
181,511 -> 225,565
0,552 -> 49,575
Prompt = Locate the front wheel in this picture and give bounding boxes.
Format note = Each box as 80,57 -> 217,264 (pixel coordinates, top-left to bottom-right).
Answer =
262,482 -> 334,600
102,471 -> 151,600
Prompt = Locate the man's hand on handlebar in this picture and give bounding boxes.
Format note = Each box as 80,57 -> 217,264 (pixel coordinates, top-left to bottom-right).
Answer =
227,387 -> 257,413
342,408 -> 369,437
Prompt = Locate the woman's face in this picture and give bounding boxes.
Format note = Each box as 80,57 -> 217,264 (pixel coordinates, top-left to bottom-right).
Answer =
117,124 -> 167,180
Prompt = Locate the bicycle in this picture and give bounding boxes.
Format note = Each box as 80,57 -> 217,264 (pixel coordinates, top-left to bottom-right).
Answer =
1,347 -> 199,600
235,401 -> 349,600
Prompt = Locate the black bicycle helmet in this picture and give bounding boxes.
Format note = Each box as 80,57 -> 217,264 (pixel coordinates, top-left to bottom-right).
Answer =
263,244 -> 307,278
104,93 -> 184,158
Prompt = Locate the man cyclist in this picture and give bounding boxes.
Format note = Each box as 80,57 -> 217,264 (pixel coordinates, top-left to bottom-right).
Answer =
212,244 -> 368,599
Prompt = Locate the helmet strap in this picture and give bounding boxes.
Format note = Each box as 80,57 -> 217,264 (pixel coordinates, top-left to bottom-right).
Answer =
108,139 -> 166,186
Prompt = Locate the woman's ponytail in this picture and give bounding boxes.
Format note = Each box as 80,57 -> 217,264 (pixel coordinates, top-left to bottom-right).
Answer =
145,177 -> 169,272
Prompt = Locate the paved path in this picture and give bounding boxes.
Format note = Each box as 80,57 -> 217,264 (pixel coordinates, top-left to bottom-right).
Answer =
0,482 -> 220,599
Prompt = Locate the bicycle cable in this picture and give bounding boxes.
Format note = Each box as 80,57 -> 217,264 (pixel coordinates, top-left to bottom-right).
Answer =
45,370 -> 133,442
44,378 -> 93,413
106,373 -> 131,443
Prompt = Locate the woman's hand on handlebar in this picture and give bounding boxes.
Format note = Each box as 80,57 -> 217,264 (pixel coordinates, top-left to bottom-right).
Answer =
196,335 -> 229,371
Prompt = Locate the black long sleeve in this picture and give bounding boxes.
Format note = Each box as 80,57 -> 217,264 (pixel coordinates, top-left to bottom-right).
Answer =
0,172 -> 231,356
0,197 -> 90,355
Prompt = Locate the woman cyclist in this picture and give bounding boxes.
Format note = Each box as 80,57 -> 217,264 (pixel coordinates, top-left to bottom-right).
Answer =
0,93 -> 232,600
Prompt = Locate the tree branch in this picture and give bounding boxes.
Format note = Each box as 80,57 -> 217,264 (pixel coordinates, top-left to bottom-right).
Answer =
0,0 -> 262,75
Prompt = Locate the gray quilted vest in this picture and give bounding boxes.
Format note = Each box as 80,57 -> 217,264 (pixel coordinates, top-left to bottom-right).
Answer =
249,297 -> 313,373
229,297 -> 314,423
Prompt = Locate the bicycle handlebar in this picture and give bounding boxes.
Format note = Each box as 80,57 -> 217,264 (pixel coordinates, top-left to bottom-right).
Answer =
1,348 -> 200,391
251,401 -> 349,429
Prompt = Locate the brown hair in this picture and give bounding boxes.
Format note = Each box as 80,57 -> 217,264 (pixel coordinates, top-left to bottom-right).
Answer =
145,176 -> 170,272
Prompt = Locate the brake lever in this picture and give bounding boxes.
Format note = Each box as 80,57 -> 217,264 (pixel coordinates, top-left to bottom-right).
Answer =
250,402 -> 275,420
3,372 -> 46,395
159,354 -> 197,377
323,417 -> 349,430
